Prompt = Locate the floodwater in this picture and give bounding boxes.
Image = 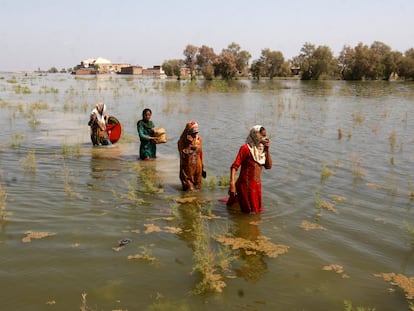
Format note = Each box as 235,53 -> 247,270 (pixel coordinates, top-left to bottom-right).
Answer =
0,74 -> 413,311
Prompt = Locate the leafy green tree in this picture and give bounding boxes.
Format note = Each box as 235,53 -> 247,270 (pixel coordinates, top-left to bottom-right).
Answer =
353,42 -> 375,80
183,44 -> 198,79
298,42 -> 316,80
338,45 -> 356,80
162,59 -> 183,79
259,49 -> 286,79
250,59 -> 264,80
312,45 -> 335,79
297,43 -> 335,80
400,48 -> 414,80
370,41 -> 391,79
383,50 -> 403,79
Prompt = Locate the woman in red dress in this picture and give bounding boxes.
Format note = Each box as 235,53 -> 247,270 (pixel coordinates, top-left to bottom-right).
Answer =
227,125 -> 272,213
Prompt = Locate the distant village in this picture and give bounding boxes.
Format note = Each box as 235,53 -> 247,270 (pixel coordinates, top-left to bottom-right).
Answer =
72,57 -> 180,78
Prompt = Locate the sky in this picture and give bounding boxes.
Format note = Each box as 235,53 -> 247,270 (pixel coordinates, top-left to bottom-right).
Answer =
0,0 -> 413,72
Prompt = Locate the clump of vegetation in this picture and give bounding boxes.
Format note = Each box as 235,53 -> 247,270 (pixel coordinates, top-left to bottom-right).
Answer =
389,130 -> 396,151
352,111 -> 365,123
374,273 -> 414,310
404,221 -> 414,246
300,220 -> 326,231
13,84 -> 31,94
39,86 -> 59,94
0,185 -> 12,224
351,155 -> 367,178
338,128 -> 343,139
9,133 -> 25,148
20,149 -> 37,172
62,162 -> 75,196
192,217 -> 227,294
62,143 -> 81,157
21,231 -> 56,243
321,162 -> 335,181
343,300 -> 376,311
128,246 -> 158,263
214,234 -> 289,258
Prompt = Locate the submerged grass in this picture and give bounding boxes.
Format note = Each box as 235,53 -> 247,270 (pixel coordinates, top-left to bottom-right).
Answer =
20,149 -> 37,172
0,184 -> 12,225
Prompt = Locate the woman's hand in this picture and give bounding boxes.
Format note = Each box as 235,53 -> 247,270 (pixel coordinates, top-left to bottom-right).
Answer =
228,183 -> 237,197
262,138 -> 270,150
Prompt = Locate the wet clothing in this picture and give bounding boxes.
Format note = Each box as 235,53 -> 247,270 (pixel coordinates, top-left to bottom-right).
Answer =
177,121 -> 204,191
88,103 -> 111,146
228,144 -> 271,213
137,119 -> 156,160
228,125 -> 272,213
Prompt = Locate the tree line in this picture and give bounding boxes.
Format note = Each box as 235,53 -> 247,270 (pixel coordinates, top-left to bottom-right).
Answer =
162,41 -> 414,81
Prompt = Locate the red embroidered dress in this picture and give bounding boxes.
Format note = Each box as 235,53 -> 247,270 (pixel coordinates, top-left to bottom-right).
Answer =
229,144 -> 271,213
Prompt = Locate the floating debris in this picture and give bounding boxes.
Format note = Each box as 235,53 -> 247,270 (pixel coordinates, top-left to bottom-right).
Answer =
112,239 -> 131,252
118,239 -> 131,247
144,223 -> 182,234
144,223 -> 162,234
329,195 -> 347,202
374,272 -> 414,300
366,183 -> 387,190
214,235 -> 289,258
322,264 -> 349,278
163,226 -> 182,234
320,201 -> 338,214
22,231 -> 56,243
128,248 -> 158,263
175,197 -> 198,204
300,220 -> 327,231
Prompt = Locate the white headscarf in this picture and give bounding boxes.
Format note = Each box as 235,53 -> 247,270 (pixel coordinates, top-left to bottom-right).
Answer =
92,102 -> 106,124
246,125 -> 266,165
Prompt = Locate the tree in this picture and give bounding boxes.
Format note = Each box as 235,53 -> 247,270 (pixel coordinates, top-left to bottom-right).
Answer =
311,45 -> 335,80
353,42 -> 374,80
162,59 -> 183,79
183,44 -> 198,79
259,49 -> 286,79
214,51 -> 238,80
382,50 -> 403,80
400,48 -> 414,80
222,42 -> 251,76
338,45 -> 355,80
297,43 -> 335,80
196,45 -> 216,80
250,59 -> 264,80
48,67 -> 58,73
298,42 -> 316,80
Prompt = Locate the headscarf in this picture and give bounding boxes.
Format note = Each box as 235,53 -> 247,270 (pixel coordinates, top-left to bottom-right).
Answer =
96,102 -> 106,115
246,125 -> 266,165
183,121 -> 199,142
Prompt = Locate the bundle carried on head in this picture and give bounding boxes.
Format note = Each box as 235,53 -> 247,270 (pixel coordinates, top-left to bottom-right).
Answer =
152,127 -> 167,144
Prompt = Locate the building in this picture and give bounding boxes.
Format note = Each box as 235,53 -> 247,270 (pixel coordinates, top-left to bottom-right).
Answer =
142,65 -> 166,78
119,66 -> 143,75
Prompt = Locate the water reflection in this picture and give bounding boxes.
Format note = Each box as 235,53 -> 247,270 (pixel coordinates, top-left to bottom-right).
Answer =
89,146 -> 122,180
229,214 -> 267,282
136,162 -> 163,194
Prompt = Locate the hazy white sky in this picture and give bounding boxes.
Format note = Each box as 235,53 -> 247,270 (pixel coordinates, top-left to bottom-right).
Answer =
0,0 -> 413,71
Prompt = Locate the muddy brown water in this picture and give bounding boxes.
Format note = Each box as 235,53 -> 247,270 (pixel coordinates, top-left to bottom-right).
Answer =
0,74 -> 413,310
